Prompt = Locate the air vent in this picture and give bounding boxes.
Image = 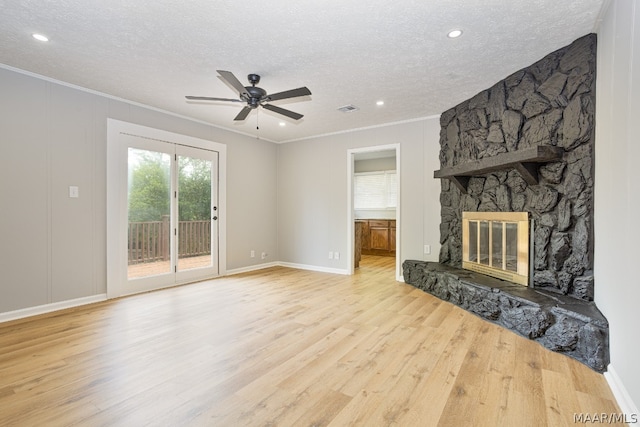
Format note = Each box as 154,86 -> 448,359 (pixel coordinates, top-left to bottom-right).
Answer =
337,104 -> 360,113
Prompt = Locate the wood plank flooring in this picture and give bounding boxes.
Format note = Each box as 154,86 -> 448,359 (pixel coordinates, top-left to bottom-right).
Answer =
0,256 -> 623,426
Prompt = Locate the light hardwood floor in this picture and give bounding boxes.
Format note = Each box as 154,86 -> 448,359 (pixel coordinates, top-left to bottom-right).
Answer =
0,256 -> 623,426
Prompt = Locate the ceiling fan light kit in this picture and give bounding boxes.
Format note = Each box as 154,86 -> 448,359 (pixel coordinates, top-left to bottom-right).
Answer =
186,70 -> 311,122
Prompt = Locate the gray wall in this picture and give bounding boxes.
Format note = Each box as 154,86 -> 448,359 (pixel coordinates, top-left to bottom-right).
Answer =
276,119 -> 442,271
0,66 -> 278,314
595,0 -> 640,412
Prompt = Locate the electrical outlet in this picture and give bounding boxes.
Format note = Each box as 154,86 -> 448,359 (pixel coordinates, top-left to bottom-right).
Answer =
250,250 -> 255,258
328,251 -> 333,260
69,186 -> 79,198
334,251 -> 340,260
424,245 -> 431,255
261,252 -> 267,259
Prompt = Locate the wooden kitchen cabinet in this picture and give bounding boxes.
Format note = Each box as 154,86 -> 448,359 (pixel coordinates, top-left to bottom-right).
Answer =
354,220 -> 364,268
360,219 -> 396,256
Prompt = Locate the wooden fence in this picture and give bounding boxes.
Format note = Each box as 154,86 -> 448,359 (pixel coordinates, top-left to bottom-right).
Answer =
128,216 -> 211,264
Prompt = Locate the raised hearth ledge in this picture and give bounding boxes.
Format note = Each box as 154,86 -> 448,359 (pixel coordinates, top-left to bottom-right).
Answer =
402,260 -> 609,372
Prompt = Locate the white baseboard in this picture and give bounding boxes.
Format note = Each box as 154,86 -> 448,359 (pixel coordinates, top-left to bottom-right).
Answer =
227,261 -> 405,280
605,364 -> 639,424
0,294 -> 108,324
227,261 -> 349,276
226,262 -> 280,276
277,262 -> 349,275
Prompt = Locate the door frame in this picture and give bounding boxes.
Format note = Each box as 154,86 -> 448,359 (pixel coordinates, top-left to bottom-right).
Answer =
346,143 -> 401,280
106,119 -> 227,299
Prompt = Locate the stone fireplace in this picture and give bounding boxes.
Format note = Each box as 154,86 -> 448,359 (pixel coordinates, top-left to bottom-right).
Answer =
403,33 -> 609,371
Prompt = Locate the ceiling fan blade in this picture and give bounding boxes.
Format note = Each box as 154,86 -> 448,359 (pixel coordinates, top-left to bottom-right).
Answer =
186,96 -> 242,102
266,87 -> 312,102
262,104 -> 304,120
217,70 -> 250,98
234,106 -> 253,121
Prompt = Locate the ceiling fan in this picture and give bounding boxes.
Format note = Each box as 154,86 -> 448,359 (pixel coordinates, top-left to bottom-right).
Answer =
186,70 -> 312,121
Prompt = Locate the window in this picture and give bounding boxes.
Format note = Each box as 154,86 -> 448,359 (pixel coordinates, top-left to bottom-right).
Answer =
354,171 -> 397,210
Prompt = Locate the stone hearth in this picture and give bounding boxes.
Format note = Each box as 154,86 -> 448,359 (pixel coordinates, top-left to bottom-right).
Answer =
403,260 -> 608,371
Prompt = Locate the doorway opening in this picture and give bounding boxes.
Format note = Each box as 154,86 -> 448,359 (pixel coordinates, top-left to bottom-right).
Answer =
347,144 -> 400,280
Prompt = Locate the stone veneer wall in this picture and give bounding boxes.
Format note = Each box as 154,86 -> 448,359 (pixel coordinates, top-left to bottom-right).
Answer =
438,34 -> 596,301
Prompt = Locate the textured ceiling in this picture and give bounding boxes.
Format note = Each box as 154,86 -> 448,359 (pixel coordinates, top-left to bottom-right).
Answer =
0,0 -> 605,143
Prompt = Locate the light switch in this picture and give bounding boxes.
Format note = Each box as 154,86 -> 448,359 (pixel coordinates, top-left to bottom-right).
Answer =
69,186 -> 79,198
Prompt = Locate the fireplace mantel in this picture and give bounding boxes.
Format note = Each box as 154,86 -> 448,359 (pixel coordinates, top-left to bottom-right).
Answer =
434,145 -> 563,194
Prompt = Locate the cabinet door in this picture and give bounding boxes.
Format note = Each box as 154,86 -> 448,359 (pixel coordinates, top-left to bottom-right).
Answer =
370,221 -> 390,251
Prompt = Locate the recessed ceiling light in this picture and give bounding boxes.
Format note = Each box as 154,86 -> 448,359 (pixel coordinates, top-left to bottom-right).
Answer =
447,29 -> 463,38
279,122 -> 286,127
32,33 -> 49,42
376,101 -> 384,106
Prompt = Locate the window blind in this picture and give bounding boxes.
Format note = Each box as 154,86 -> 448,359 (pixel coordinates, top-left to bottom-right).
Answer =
354,171 -> 397,209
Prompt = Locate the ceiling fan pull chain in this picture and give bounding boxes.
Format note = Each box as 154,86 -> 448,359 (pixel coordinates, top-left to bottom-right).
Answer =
256,109 -> 260,140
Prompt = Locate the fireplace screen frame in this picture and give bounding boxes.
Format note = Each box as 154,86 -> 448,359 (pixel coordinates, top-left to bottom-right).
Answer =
462,211 -> 530,286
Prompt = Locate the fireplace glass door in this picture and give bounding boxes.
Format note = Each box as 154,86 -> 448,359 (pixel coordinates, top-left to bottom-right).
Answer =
462,212 -> 529,286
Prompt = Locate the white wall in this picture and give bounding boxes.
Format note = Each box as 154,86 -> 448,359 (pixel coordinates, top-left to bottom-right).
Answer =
0,66 -> 278,315
276,118 -> 441,272
595,0 -> 640,414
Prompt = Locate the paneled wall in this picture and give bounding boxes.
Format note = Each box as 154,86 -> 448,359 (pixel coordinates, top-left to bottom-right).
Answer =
0,66 -> 278,315
595,0 -> 640,414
